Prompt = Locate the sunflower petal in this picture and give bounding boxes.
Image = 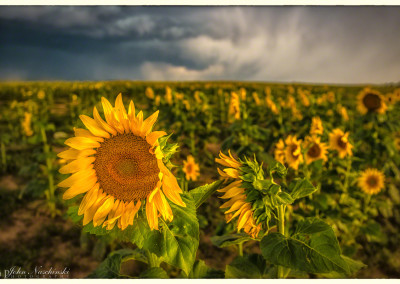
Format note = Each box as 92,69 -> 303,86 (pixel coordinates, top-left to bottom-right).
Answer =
80,115 -> 110,138
93,106 -> 117,136
59,157 -> 95,174
65,137 -> 100,150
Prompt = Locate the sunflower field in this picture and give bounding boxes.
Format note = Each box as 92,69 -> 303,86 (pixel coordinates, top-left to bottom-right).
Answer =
0,81 -> 400,279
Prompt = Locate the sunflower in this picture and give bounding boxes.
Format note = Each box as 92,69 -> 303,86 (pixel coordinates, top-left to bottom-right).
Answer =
252,92 -> 261,106
215,151 -> 262,238
266,96 -> 279,115
337,104 -> 349,121
304,135 -> 328,165
274,138 -> 285,164
357,168 -> 385,195
228,92 -> 240,122
57,94 -> 185,231
165,86 -> 173,105
145,87 -> 154,99
385,93 -> 396,105
22,112 -> 33,136
310,116 -> 323,136
357,88 -> 387,114
284,135 -> 303,170
329,128 -> 353,158
183,155 -> 200,181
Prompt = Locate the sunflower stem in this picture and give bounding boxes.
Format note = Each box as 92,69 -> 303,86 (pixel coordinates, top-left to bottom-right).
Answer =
277,204 -> 286,279
40,126 -> 56,212
343,156 -> 352,193
238,242 -> 243,257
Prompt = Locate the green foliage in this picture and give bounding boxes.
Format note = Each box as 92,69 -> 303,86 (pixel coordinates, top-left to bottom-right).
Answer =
288,178 -> 318,200
225,254 -> 271,278
88,249 -> 135,278
68,193 -> 199,275
189,180 -> 224,209
260,218 -> 364,277
211,233 -> 253,248
140,267 -> 169,279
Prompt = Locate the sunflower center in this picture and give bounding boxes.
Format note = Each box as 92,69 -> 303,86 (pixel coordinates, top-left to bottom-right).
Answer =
337,136 -> 347,149
186,163 -> 193,173
94,133 -> 160,202
363,93 -> 381,111
308,143 -> 321,158
366,176 -> 377,187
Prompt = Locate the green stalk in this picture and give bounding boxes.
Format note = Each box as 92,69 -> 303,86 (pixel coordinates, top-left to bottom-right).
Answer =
277,204 -> 286,279
1,142 -> 6,172
40,126 -> 55,204
343,157 -> 352,193
238,243 -> 243,257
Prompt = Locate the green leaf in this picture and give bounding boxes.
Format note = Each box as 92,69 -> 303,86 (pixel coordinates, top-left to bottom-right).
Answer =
288,178 -> 317,200
260,218 -> 356,276
276,191 -> 294,205
318,255 -> 366,278
189,180 -> 223,209
225,254 -> 269,278
75,193 -> 199,275
181,260 -> 225,278
211,233 -> 253,248
143,194 -> 199,275
268,161 -> 287,178
139,267 -> 169,279
87,249 -> 135,278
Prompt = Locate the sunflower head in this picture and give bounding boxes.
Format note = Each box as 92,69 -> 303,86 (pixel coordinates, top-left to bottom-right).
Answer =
183,155 -> 200,181
228,92 -> 241,122
284,135 -> 303,170
266,97 -> 279,114
337,104 -> 349,121
358,168 -> 385,195
304,135 -> 328,165
310,116 -> 323,136
58,94 -> 185,232
215,150 -> 263,238
329,128 -> 353,158
145,87 -> 154,99
22,111 -> 33,136
357,88 -> 387,115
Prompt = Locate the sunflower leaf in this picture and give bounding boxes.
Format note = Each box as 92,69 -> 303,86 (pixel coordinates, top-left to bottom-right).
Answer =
288,178 -> 317,200
260,217 -> 362,276
211,233 -> 253,248
189,180 -> 224,209
139,267 -> 169,279
87,249 -> 136,278
225,254 -> 270,278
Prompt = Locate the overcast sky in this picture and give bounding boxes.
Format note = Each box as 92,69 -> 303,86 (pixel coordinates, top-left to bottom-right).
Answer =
0,6 -> 399,84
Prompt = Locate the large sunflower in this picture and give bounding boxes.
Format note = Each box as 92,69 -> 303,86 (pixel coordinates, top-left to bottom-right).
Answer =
304,135 -> 328,165
357,88 -> 387,115
215,151 -> 262,238
57,94 -> 185,231
284,135 -> 303,170
357,168 -> 385,195
329,128 -> 353,158
183,155 -> 200,181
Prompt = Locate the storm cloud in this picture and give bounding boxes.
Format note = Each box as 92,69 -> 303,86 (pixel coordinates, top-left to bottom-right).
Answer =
0,6 -> 399,83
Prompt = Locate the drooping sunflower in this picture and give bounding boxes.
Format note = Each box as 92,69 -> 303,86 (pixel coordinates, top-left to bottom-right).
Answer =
284,135 -> 303,170
183,155 -> 200,181
310,116 -> 323,136
329,128 -> 353,158
357,168 -> 385,195
274,138 -> 285,164
304,135 -> 328,165
57,94 -> 185,231
357,88 -> 387,115
215,151 -> 262,238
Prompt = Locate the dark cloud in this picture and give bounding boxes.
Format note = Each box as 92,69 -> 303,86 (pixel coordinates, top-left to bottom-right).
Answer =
0,6 -> 399,83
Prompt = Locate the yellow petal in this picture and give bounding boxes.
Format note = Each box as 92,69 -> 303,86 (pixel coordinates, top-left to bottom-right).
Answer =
57,148 -> 96,160
59,157 -> 95,174
57,168 -> 96,188
225,200 -> 246,214
114,93 -> 130,133
146,131 -> 167,147
162,183 -> 186,207
141,110 -> 159,136
93,106 -> 117,136
83,195 -> 107,226
220,186 -> 245,199
101,97 -> 124,134
93,197 -> 114,227
80,115 -> 110,138
62,177 -> 97,200
146,196 -> 158,230
78,184 -> 100,215
65,137 -> 100,150
217,180 -> 242,193
237,210 -> 252,230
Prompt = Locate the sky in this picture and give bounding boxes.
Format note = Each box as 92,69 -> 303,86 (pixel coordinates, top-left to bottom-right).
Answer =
0,6 -> 399,84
